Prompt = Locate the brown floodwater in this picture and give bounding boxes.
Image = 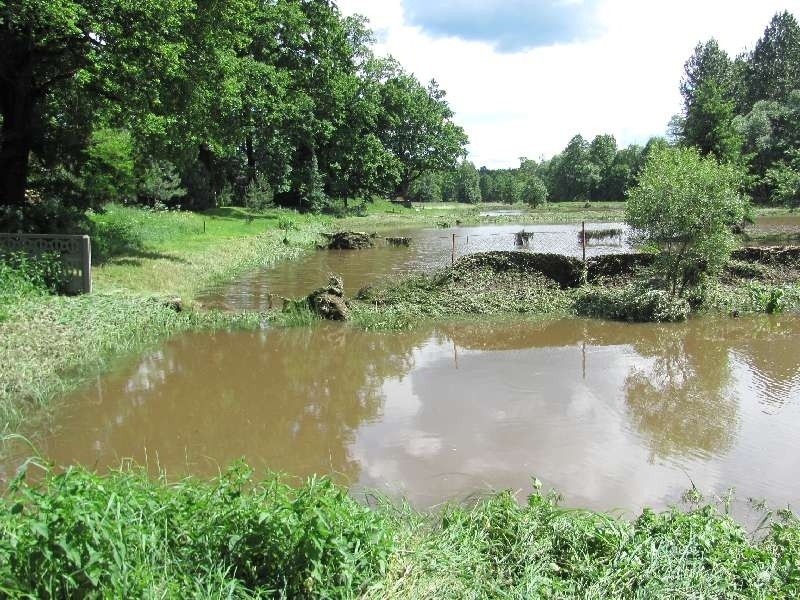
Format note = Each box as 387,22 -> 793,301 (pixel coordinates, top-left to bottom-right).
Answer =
198,223 -> 630,310
9,315 -> 800,514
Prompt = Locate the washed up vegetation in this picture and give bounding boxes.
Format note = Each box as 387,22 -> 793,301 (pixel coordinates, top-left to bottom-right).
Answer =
514,229 -> 534,247
1,462 -> 799,598
344,246 -> 800,329
581,227 -> 624,243
321,231 -> 374,250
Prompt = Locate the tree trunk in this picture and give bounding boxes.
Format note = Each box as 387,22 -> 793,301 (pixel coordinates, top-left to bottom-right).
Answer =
398,175 -> 412,200
0,56 -> 35,210
245,135 -> 256,183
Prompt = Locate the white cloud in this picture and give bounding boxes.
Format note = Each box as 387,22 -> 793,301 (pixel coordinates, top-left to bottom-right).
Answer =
338,0 -> 800,168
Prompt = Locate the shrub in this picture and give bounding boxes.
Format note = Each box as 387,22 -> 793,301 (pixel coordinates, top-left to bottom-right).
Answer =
89,215 -> 145,261
244,173 -> 274,212
747,282 -> 786,314
0,252 -> 68,320
138,160 -> 186,209
575,285 -> 690,322
0,251 -> 67,295
626,146 -> 748,297
0,464 -> 392,598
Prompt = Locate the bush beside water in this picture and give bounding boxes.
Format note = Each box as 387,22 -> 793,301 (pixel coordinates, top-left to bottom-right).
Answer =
575,285 -> 691,323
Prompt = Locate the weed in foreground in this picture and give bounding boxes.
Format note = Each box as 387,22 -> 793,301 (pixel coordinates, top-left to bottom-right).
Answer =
2,462 -> 799,598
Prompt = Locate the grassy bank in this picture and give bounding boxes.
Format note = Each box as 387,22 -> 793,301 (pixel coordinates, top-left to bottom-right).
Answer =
1,464 -> 798,598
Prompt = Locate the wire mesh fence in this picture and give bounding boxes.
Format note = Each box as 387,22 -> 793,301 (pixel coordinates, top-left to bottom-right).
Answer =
415,222 -> 632,269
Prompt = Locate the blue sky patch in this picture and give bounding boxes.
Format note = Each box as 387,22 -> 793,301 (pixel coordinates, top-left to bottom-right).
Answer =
402,0 -> 603,52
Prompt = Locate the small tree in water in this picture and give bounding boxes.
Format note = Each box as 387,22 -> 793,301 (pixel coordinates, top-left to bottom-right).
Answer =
626,146 -> 748,297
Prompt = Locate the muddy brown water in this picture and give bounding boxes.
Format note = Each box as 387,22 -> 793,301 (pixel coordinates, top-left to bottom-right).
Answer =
9,315 -> 800,515
199,223 -> 630,310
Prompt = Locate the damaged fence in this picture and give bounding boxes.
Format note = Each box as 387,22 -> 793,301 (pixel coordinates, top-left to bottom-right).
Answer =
438,221 -> 630,267
0,233 -> 92,294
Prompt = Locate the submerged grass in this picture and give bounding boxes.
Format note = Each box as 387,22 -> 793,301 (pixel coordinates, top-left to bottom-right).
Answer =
0,294 -> 262,433
1,463 -> 798,599
1,204 -> 328,437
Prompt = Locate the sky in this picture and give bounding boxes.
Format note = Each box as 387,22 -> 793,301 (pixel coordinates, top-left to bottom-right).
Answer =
337,0 -> 800,168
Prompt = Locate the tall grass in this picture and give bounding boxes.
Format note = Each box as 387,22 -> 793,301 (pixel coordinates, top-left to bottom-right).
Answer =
0,463 -> 391,598
0,252 -> 66,322
89,204 -> 327,298
1,463 -> 798,598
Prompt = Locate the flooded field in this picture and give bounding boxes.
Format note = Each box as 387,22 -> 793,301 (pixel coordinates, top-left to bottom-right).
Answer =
12,315 -> 800,515
200,222 -> 629,310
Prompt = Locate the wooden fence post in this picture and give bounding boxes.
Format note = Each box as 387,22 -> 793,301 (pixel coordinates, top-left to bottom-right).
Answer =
451,233 -> 456,266
581,221 -> 586,264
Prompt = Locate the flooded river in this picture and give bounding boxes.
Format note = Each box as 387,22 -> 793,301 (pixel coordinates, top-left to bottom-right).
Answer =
199,223 -> 629,310
13,315 -> 800,514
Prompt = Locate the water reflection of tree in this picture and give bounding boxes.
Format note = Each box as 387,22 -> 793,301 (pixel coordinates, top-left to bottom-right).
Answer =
40,324 -> 427,483
727,317 -> 800,409
624,324 -> 737,460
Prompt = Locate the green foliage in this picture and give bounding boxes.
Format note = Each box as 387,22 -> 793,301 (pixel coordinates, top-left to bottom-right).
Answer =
575,285 -> 691,323
765,148 -> 800,207
521,174 -> 548,207
376,70 -> 468,198
678,40 -> 744,163
745,11 -> 800,107
3,466 -> 800,598
81,129 -> 136,204
137,160 -> 186,209
550,134 -> 595,201
0,252 -> 67,320
747,282 -> 786,314
0,464 -> 391,598
244,173 -> 275,213
2,0 -> 467,224
672,12 -> 800,204
626,146 -> 748,296
408,171 -> 443,203
454,161 -> 482,203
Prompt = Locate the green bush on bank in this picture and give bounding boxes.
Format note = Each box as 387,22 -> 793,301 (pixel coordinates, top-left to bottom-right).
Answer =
0,464 -> 391,598
0,252 -> 67,322
575,285 -> 691,323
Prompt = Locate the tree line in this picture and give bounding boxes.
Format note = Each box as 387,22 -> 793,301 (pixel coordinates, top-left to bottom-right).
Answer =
409,10 -> 800,207
0,0 -> 468,231
671,10 -> 800,206
408,134 -> 666,205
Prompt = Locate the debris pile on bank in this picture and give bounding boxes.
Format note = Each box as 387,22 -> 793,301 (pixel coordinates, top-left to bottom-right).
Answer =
307,274 -> 350,320
449,251 -> 583,288
322,231 -> 374,249
731,246 -> 800,265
